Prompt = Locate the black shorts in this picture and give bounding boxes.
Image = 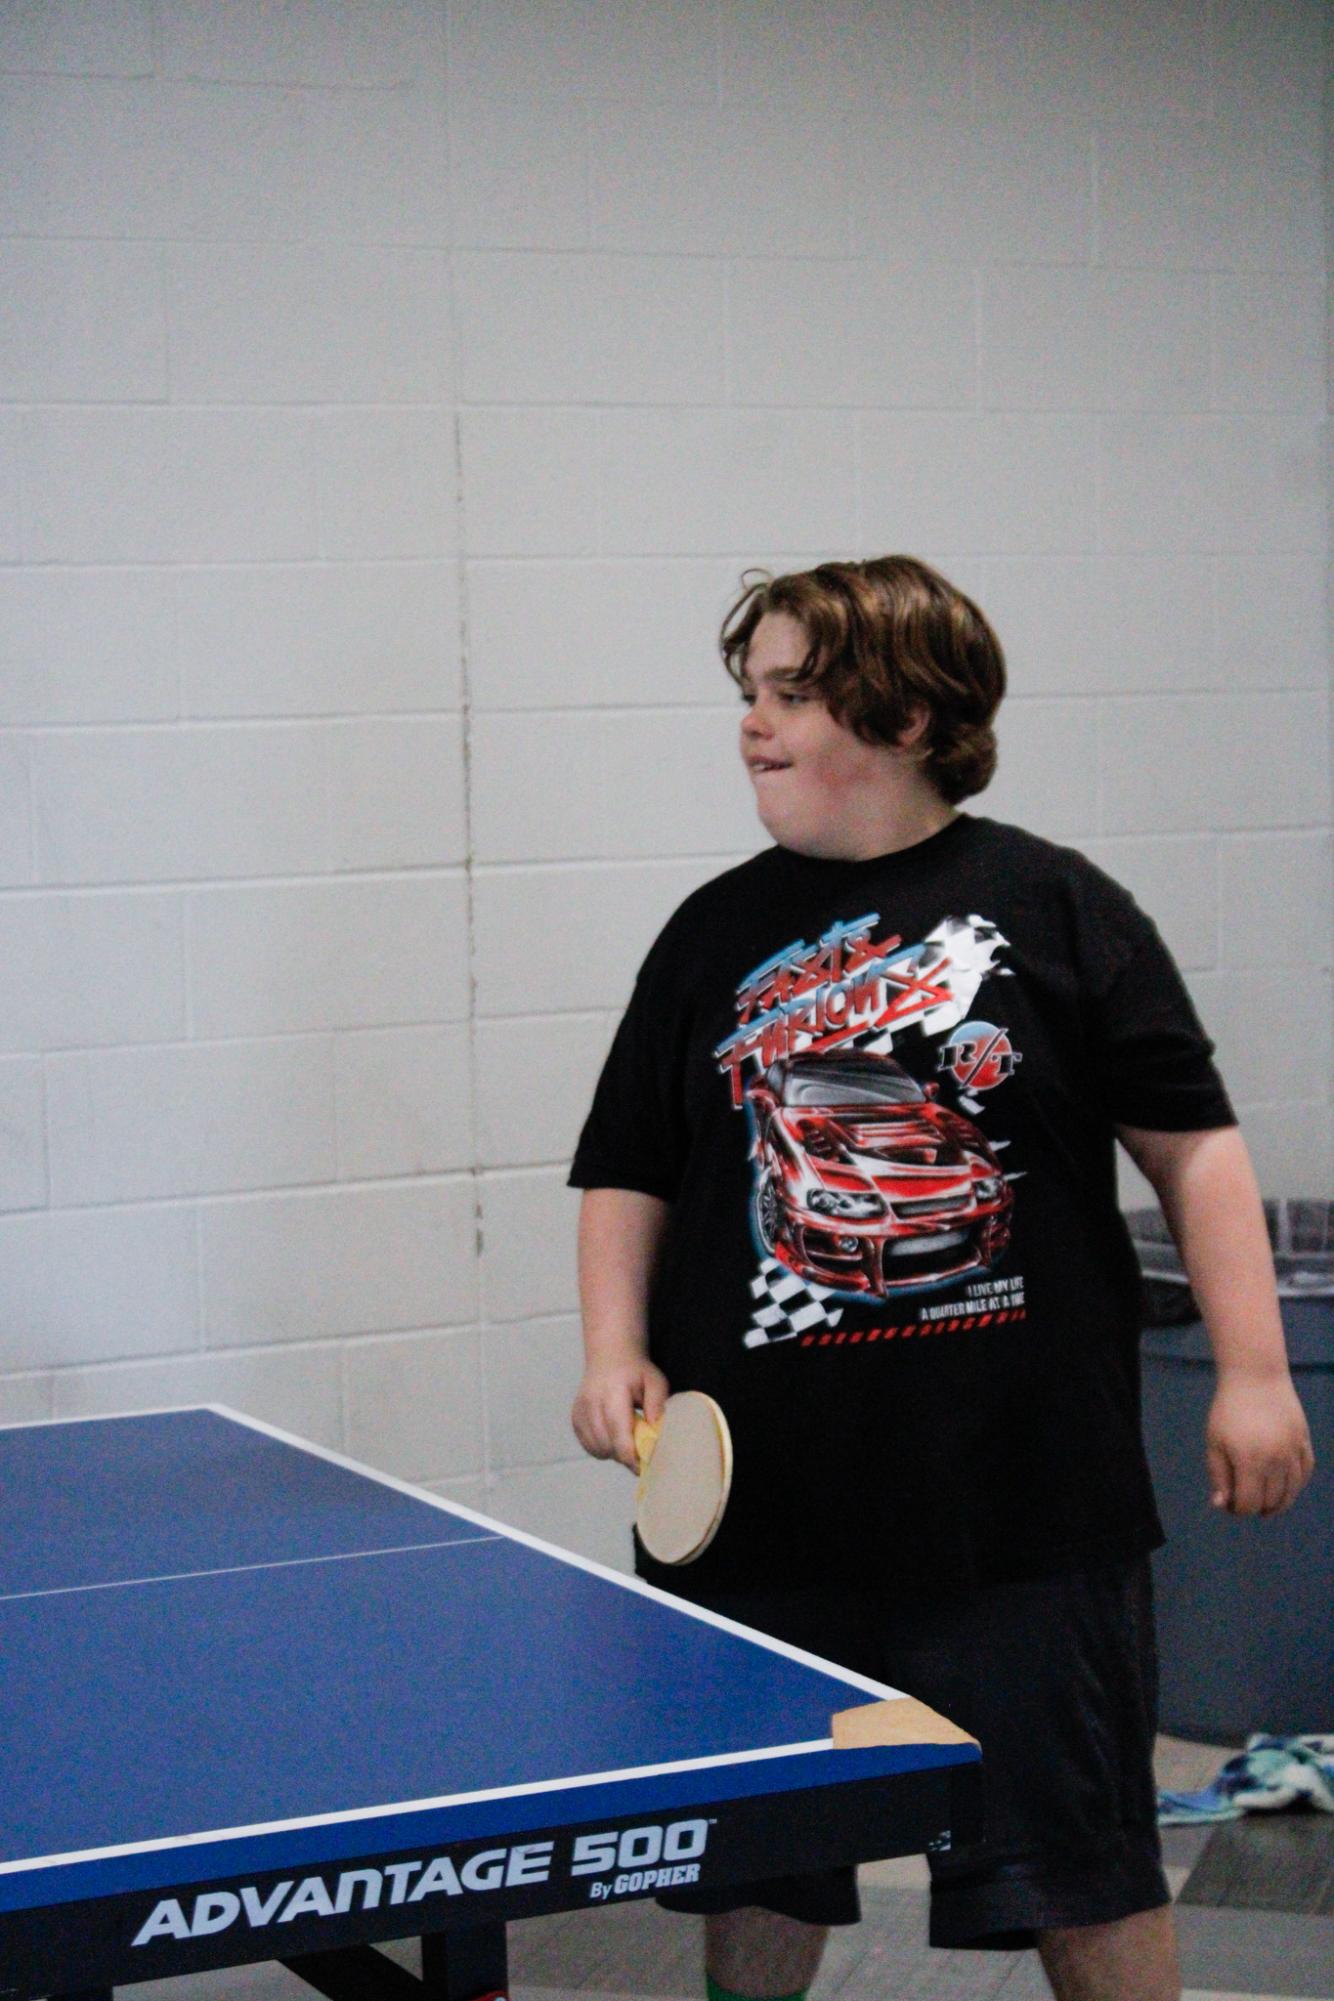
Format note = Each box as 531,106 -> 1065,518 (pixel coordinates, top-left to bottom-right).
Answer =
654,1555 -> 1170,1951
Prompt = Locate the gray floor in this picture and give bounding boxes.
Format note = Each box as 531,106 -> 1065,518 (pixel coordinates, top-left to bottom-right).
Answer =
504,1880 -> 1334,2000
121,1740 -> 1332,2001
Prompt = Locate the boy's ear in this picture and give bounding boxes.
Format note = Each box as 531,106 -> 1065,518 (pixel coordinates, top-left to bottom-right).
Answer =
895,703 -> 932,753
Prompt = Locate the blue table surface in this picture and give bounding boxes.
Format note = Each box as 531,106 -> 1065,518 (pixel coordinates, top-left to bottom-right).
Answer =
1,1410 -> 940,1885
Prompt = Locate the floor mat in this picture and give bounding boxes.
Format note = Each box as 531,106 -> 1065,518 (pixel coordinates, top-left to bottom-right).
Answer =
1177,1812 -> 1334,1917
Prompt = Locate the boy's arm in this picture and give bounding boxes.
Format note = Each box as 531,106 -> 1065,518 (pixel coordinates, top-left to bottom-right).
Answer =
1115,1122 -> 1315,1518
570,1187 -> 672,1472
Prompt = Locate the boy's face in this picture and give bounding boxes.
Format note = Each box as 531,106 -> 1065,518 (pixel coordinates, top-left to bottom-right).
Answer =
738,612 -> 934,858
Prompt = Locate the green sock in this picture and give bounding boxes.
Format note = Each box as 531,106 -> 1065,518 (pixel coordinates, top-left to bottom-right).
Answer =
706,1978 -> 807,2001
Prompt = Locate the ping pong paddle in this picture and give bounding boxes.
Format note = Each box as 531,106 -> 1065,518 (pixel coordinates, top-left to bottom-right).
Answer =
632,1390 -> 733,1566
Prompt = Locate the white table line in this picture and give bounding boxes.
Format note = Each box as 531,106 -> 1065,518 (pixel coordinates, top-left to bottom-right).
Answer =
0,1740 -> 841,1879
0,1535 -> 503,1606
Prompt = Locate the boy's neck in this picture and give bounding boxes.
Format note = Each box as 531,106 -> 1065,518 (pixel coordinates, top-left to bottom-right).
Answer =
785,795 -> 960,864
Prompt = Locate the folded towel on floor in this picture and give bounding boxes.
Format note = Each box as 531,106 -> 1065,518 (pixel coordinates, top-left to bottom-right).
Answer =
1158,1733 -> 1334,1825
1157,1785 -> 1244,1826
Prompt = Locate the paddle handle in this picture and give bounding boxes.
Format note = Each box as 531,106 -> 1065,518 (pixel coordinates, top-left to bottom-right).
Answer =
633,1413 -> 659,1475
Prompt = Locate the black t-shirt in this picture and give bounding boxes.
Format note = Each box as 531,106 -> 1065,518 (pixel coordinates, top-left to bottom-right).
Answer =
568,811 -> 1237,1597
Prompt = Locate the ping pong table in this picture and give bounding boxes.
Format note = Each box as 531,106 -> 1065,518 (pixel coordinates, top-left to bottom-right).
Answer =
0,1406 -> 982,2001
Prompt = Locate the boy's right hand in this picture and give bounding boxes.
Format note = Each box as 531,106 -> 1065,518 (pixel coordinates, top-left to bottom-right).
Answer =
572,1359 -> 670,1473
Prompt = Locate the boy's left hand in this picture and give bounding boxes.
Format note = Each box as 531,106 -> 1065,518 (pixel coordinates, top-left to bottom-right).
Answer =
1205,1372 -> 1315,1518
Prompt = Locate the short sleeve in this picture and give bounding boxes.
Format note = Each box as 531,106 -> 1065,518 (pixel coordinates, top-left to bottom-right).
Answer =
1084,901 -> 1238,1133
566,918 -> 692,1202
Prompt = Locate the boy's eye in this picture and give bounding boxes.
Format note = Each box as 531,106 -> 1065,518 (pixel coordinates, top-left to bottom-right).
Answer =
739,685 -> 809,706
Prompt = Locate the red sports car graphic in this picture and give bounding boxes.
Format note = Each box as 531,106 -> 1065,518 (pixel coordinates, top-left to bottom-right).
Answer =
746,1050 -> 1014,1298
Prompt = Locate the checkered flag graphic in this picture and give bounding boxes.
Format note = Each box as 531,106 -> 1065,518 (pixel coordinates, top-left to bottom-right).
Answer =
744,1258 -> 845,1347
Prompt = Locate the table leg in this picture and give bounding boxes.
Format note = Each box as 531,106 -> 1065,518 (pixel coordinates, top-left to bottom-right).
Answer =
421,1921 -> 508,2001
282,1923 -> 508,2001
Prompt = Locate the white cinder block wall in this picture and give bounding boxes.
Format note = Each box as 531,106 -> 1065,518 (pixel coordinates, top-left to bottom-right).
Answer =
1,1 -> 1329,1572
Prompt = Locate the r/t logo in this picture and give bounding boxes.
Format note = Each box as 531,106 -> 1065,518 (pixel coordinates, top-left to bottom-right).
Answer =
937,1020 -> 1020,1107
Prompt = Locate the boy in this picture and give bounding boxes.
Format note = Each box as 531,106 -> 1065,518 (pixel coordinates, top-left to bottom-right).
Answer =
567,557 -> 1313,2001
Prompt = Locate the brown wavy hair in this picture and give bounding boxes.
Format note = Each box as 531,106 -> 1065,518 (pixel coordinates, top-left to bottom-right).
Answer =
719,556 -> 1006,805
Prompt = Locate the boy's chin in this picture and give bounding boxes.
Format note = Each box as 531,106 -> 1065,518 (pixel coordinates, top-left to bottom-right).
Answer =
753,792 -> 788,830
755,798 -> 811,848
754,802 -> 851,861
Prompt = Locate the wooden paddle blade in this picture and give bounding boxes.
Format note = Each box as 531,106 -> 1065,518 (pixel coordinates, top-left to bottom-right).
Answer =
635,1390 -> 732,1566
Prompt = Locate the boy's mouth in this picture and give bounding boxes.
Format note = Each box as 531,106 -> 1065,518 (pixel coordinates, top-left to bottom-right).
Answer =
747,757 -> 791,775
